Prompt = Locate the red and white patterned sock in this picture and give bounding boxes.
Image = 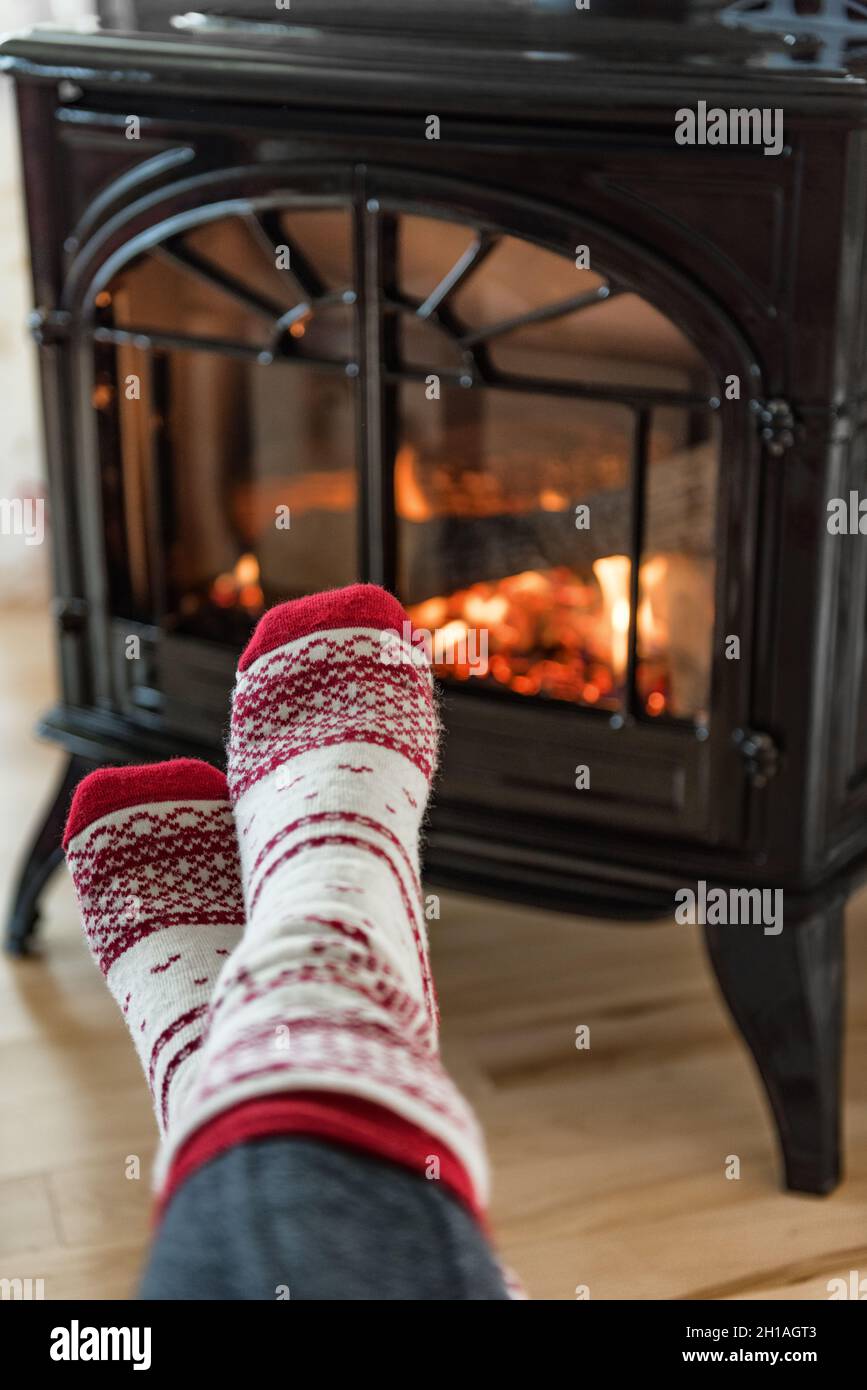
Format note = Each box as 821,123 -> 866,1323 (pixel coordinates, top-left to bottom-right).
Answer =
157,585 -> 489,1215
63,759 -> 245,1136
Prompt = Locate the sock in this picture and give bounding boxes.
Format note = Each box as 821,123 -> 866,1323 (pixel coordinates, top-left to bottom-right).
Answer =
156,585 -> 489,1213
63,759 -> 245,1135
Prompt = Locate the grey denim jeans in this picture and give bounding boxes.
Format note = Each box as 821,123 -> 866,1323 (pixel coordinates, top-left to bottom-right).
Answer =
139,1136 -> 510,1301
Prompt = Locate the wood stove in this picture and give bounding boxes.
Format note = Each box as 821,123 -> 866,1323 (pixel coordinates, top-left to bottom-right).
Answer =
4,0 -> 867,1196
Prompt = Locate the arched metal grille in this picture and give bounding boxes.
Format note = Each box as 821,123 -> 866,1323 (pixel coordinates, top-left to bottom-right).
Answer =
721,0 -> 867,65
88,197 -> 719,407
86,192 -> 722,724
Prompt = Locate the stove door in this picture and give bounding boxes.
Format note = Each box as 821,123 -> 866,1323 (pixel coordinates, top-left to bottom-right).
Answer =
73,161 -> 757,855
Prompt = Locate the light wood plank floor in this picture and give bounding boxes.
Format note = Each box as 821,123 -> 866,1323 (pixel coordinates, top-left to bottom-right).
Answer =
2,609 -> 865,1300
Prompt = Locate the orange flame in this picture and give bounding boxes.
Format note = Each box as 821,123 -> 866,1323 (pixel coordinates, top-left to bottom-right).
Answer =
406,556 -> 673,714
210,553 -> 264,612
395,445 -> 434,522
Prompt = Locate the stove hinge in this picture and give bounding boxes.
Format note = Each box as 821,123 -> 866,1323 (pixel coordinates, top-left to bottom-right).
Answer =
27,308 -> 72,346
732,727 -> 782,788
752,398 -> 795,457
51,597 -> 88,635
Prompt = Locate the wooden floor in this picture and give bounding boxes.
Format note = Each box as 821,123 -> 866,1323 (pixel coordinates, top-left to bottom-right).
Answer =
2,608 -> 866,1301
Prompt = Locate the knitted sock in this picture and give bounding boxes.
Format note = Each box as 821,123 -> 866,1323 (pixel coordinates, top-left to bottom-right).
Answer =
63,759 -> 245,1135
157,585 -> 489,1214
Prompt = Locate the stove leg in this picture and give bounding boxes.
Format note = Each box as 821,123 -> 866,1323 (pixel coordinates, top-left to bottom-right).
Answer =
704,892 -> 845,1195
5,753 -> 99,957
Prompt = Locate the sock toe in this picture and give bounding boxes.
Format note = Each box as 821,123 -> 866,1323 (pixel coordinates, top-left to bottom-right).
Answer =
63,758 -> 228,848
238,584 -> 412,673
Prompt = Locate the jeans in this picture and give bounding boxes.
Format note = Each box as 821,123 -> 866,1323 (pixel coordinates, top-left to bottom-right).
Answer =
139,1136 -> 510,1301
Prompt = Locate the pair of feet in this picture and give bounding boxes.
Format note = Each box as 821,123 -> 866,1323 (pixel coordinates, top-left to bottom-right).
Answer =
64,584 -> 488,1215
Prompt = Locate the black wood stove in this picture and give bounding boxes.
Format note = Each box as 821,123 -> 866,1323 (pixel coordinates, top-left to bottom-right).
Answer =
4,0 -> 867,1196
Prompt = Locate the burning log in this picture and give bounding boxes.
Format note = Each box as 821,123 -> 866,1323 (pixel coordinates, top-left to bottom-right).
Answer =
399,439 -> 716,604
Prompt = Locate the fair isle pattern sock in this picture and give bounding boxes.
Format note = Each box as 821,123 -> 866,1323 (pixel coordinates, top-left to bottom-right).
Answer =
63,759 -> 245,1136
157,585 -> 489,1210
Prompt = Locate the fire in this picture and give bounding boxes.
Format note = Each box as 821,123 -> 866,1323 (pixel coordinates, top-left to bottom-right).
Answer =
463,592 -> 509,627
232,471 -> 357,533
540,488 -> 569,512
410,595 -> 448,629
234,553 -> 259,587
435,619 -> 471,665
406,556 -> 672,715
394,444 -> 575,521
592,555 -> 631,683
637,556 -> 668,654
202,442 -> 687,715
395,445 -> 434,522
210,552 -> 264,612
394,449 -> 676,711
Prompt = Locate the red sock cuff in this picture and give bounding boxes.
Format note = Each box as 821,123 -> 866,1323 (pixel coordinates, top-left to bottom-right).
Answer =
159,1092 -> 484,1226
238,585 -> 412,672
63,759 -> 228,848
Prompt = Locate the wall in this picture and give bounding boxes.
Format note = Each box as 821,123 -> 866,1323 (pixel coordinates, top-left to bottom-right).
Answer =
0,1 -> 93,605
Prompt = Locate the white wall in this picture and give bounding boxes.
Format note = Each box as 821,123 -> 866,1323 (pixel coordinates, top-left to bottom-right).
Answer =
0,1 -> 94,604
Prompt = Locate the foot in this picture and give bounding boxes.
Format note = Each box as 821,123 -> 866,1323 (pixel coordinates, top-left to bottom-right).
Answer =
64,759 -> 245,1133
161,587 -> 488,1213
